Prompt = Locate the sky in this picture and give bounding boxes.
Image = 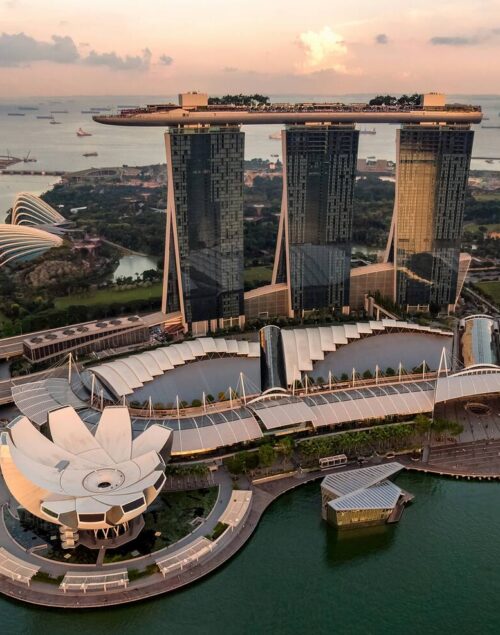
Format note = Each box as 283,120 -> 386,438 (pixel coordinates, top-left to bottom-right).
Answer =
1,0 -> 500,96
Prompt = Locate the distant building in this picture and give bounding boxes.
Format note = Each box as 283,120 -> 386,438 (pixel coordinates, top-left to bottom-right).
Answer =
387,124 -> 474,312
273,125 -> 359,316
162,126 -> 245,334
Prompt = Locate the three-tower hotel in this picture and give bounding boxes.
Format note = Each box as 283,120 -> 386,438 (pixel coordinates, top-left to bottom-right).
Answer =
95,92 -> 481,333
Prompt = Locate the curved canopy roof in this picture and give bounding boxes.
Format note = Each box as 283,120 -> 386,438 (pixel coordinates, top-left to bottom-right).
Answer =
11,193 -> 66,227
0,224 -> 63,267
281,321 -> 451,386
91,338 -> 260,399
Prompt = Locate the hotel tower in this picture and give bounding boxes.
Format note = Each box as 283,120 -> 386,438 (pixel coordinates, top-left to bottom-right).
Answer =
272,124 -> 359,316
162,124 -> 245,334
387,120 -> 474,312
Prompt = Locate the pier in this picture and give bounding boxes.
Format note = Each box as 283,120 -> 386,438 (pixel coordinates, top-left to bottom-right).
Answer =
0,169 -> 66,177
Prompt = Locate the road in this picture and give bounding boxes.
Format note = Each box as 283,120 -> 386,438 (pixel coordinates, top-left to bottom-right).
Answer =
463,285 -> 499,316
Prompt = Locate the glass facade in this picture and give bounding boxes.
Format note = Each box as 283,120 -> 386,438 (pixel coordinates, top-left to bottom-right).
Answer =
166,126 -> 244,325
259,325 -> 287,392
283,125 -> 359,314
461,316 -> 500,368
394,124 -> 474,309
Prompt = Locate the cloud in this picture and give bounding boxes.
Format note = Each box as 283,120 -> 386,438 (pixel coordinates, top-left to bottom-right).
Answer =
83,47 -> 152,71
430,35 -> 479,46
296,26 -> 362,75
430,29 -> 500,46
375,33 -> 388,44
223,66 -> 238,72
159,54 -> 173,65
0,32 -> 79,66
298,26 -> 347,72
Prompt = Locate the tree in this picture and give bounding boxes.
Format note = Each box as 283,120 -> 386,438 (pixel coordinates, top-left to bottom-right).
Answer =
218,391 -> 226,402
277,436 -> 294,465
362,369 -> 373,379
226,453 -> 246,475
341,373 -> 349,381
258,444 -> 276,470
385,367 -> 395,376
206,394 -> 214,403
415,414 -> 431,434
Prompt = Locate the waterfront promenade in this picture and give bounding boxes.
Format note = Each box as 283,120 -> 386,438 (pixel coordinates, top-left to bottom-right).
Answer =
1,442 -> 499,609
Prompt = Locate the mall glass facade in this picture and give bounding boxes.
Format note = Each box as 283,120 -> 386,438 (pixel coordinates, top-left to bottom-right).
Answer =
394,124 -> 473,310
165,126 -> 244,327
280,124 -> 359,314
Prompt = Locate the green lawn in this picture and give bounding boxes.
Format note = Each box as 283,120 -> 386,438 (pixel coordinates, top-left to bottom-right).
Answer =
55,283 -> 163,308
473,192 -> 500,202
464,222 -> 500,233
244,265 -> 273,284
476,281 -> 500,304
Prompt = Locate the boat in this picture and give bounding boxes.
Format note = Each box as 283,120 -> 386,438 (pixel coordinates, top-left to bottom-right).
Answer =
90,107 -> 111,112
0,154 -> 21,169
50,120 -> 61,125
83,152 -> 98,157
18,106 -> 38,111
22,152 -> 37,163
37,115 -> 54,119
81,110 -> 94,114
481,125 -> 500,129
50,110 -> 68,114
360,128 -> 376,135
8,113 -> 25,116
77,128 -> 92,137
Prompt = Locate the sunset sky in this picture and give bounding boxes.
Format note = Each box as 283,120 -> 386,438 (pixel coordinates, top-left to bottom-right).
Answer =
1,0 -> 499,96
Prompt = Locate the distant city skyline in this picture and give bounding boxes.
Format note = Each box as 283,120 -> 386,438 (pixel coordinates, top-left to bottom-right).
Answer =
1,0 -> 500,96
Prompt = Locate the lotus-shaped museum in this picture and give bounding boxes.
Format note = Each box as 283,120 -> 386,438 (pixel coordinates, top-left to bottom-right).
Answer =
0,405 -> 172,531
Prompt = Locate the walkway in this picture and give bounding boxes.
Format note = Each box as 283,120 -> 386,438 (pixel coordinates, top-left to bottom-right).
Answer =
0,470 -> 233,579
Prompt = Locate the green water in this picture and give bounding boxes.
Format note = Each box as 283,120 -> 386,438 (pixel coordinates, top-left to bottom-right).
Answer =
1,473 -> 499,635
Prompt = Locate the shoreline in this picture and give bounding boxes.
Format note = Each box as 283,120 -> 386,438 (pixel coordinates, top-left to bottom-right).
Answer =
0,452 -> 498,610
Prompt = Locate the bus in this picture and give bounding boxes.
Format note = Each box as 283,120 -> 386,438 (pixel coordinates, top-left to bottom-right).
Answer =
319,454 -> 348,470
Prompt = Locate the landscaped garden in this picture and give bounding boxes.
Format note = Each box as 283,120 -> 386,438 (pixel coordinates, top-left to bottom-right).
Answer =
103,487 -> 219,563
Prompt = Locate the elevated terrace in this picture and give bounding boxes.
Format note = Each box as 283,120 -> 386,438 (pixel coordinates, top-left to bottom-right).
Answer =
94,100 -> 482,127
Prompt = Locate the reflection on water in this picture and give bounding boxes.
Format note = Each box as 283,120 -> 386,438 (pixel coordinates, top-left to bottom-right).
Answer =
112,254 -> 158,280
325,522 -> 395,566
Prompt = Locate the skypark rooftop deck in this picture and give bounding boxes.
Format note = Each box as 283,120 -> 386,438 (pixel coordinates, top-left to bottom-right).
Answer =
94,100 -> 482,127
